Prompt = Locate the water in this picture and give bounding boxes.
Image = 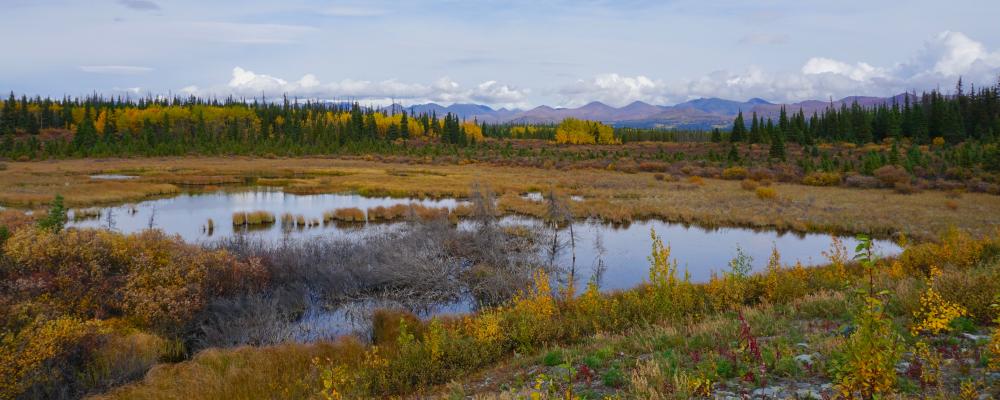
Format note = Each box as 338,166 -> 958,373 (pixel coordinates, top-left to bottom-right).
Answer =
477,217 -> 899,289
89,174 -> 138,180
68,189 -> 901,288
66,189 -> 902,342
69,189 -> 466,241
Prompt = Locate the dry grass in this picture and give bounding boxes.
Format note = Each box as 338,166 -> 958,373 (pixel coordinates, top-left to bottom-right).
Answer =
231,211 -> 275,227
3,157 -> 1000,241
324,207 -> 365,223
92,339 -> 365,400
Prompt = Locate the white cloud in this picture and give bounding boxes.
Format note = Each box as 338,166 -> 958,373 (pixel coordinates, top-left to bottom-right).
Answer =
801,58 -> 888,82
558,73 -> 667,107
558,30 -> 1000,106
79,65 -> 153,74
185,67 -> 530,108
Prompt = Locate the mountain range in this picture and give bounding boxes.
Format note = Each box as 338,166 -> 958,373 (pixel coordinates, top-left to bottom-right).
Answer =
400,93 -> 918,130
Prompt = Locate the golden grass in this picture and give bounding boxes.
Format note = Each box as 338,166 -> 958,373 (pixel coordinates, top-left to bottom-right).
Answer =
232,211 -> 275,227
3,157 -> 1000,241
323,208 -> 365,223
71,208 -> 102,221
92,339 -> 365,400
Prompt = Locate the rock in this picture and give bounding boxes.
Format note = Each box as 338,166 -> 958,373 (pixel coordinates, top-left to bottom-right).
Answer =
895,361 -> 910,373
796,388 -> 823,399
795,342 -> 810,349
962,332 -> 987,341
839,325 -> 855,337
751,386 -> 783,398
794,354 -> 814,365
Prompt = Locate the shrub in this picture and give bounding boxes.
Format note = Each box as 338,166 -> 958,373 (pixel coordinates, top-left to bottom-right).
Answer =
844,174 -> 880,189
873,165 -> 909,187
0,317 -> 96,399
3,228 -> 265,333
829,297 -> 903,399
802,172 -> 842,186
893,181 -> 919,194
755,186 -> 777,200
721,167 -> 748,180
541,349 -> 564,366
910,267 -> 967,336
653,173 -> 665,181
990,310 -> 1000,372
687,176 -> 704,186
740,179 -> 759,191
639,162 -> 668,173
933,267 -> 1000,324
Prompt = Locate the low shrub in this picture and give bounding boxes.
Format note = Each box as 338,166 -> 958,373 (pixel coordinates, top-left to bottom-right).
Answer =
755,186 -> 777,200
740,179 -> 759,191
874,165 -> 910,187
844,174 -> 880,189
721,167 -> 748,180
893,181 -> 919,194
802,172 -> 842,186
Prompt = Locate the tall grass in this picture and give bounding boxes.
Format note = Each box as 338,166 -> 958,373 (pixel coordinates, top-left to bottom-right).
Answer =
323,207 -> 365,223
231,211 -> 275,227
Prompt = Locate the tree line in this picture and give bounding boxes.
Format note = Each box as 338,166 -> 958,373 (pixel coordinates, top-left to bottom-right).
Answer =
724,78 -> 1000,147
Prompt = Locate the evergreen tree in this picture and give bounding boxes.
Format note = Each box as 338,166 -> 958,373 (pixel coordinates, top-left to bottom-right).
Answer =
749,112 -> 761,144
769,132 -> 785,160
399,111 -> 409,139
730,111 -> 746,143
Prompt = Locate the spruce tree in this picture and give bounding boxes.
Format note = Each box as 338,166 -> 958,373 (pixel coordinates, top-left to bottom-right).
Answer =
769,133 -> 785,161
730,111 -> 746,143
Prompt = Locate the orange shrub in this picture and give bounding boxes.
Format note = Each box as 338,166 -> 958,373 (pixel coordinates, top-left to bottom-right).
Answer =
802,172 -> 842,186
721,167 -> 748,180
740,179 -> 759,191
755,186 -> 777,200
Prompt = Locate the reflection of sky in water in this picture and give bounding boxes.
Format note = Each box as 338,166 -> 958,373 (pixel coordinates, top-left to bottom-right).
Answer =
464,217 -> 900,290
69,190 -> 464,242
70,190 -> 901,291
67,190 -> 903,343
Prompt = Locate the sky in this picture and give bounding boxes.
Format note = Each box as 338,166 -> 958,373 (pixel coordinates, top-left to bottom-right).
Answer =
2,0 -> 1000,109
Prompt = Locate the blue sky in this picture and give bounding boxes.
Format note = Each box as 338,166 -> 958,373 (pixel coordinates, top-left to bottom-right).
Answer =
2,0 -> 1000,108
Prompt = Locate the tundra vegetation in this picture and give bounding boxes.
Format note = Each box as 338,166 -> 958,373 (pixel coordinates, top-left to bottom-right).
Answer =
0,78 -> 999,399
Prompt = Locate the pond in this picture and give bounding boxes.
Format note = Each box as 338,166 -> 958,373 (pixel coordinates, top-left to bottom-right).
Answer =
68,189 -> 901,288
66,189 -> 903,341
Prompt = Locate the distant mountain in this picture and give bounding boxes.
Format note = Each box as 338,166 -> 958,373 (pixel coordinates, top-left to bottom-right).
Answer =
673,97 -> 773,116
394,93 -> 915,130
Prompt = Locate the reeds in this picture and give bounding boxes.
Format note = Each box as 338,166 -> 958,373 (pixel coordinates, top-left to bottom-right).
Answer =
280,213 -> 316,228
72,208 -> 102,221
232,211 -> 276,227
323,207 -> 366,223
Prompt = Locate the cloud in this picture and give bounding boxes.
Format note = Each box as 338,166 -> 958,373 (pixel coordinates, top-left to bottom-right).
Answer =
558,30 -> 1000,106
559,74 -> 667,107
79,65 -> 153,74
118,0 -> 160,11
183,67 -> 530,108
